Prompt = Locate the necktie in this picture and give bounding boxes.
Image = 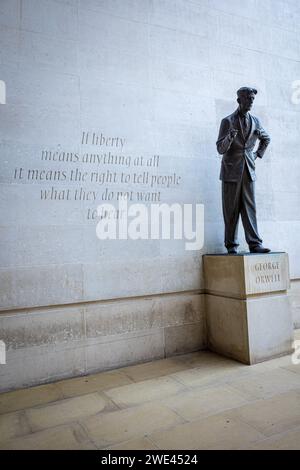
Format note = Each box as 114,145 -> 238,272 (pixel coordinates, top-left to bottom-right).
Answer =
242,115 -> 250,137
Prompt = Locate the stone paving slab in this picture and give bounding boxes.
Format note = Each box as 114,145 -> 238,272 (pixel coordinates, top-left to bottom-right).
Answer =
54,370 -> 133,399
0,423 -> 96,450
149,412 -> 265,450
0,383 -> 64,414
80,402 -> 185,448
25,393 -> 116,432
226,390 -> 300,437
103,376 -> 187,408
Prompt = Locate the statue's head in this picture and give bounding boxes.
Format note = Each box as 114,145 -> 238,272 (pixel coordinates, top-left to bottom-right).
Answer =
237,87 -> 257,112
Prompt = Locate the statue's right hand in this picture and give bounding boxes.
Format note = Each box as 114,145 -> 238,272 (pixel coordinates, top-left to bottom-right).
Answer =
229,129 -> 238,139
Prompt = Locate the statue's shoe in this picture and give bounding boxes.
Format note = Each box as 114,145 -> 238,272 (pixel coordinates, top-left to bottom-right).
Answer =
227,247 -> 238,254
250,246 -> 271,254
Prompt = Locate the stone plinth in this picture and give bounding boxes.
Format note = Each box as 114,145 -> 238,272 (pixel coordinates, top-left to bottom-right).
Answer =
204,253 -> 293,364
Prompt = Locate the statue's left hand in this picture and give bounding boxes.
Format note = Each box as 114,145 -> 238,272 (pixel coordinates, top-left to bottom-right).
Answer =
254,129 -> 262,138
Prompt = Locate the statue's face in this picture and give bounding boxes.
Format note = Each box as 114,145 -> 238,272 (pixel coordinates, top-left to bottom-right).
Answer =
239,92 -> 255,112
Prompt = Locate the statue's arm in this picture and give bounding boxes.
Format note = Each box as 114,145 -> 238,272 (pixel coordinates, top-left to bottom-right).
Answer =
216,118 -> 234,155
255,119 -> 271,158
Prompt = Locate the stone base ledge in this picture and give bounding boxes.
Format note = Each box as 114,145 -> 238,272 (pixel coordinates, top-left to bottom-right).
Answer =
0,292 -> 206,392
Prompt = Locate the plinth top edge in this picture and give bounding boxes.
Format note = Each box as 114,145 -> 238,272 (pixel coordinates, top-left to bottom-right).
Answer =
203,252 -> 286,257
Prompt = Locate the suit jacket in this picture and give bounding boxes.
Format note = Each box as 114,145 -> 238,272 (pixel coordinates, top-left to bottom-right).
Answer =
216,109 -> 270,182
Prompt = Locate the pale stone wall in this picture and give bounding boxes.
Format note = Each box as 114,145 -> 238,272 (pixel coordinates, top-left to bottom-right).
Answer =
289,279 -> 300,328
0,0 -> 300,390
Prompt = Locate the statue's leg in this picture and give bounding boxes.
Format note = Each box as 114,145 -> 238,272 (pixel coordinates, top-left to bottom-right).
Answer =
222,180 -> 241,249
240,168 -> 263,249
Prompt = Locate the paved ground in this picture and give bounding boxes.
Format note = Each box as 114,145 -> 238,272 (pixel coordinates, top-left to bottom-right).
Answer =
0,330 -> 300,450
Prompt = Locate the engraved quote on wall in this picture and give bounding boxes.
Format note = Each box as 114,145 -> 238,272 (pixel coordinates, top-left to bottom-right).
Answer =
12,131 -> 183,221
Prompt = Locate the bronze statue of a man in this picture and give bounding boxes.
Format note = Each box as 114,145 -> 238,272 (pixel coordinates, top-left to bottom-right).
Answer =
216,87 -> 271,254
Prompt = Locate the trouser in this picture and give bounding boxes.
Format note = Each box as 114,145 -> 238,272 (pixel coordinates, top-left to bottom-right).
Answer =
222,166 -> 262,249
